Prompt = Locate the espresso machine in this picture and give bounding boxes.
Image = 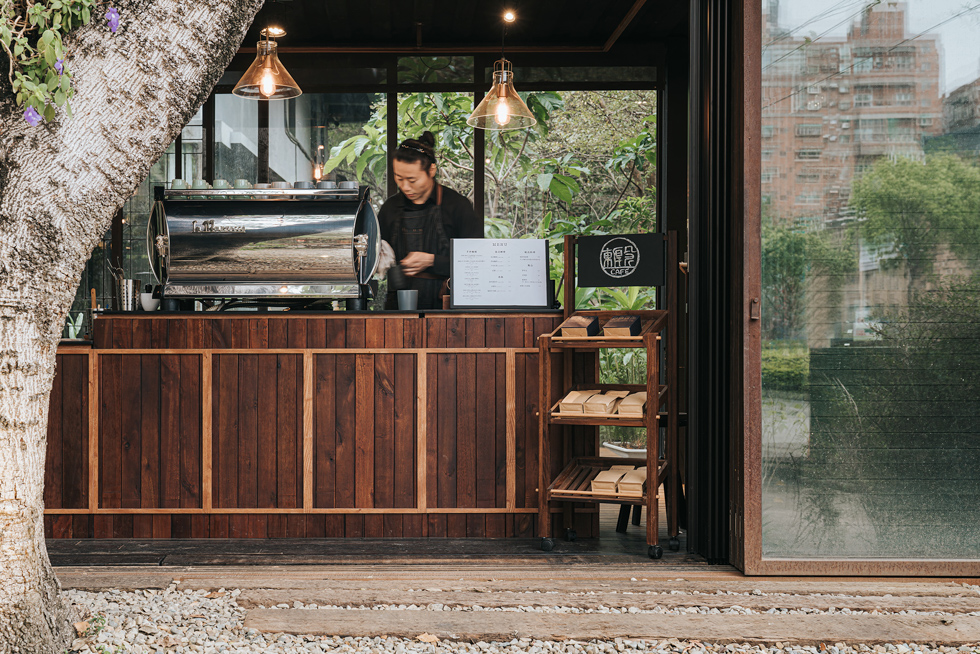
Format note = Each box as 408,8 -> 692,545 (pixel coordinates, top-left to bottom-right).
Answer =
148,185 -> 380,310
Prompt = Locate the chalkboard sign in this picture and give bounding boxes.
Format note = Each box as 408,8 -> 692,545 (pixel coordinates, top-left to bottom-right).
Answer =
450,239 -> 550,309
576,233 -> 665,288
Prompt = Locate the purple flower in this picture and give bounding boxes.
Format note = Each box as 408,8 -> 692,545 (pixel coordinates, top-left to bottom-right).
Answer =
54,58 -> 64,75
23,106 -> 42,127
106,7 -> 119,33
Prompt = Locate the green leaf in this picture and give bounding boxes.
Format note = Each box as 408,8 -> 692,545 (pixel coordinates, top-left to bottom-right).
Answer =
536,173 -> 553,192
44,104 -> 55,122
54,89 -> 66,106
81,7 -> 90,23
60,74 -> 70,92
356,154 -> 370,181
64,100 -> 72,119
550,178 -> 574,204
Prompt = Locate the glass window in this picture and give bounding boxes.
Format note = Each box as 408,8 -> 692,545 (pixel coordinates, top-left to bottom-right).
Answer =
275,92 -> 387,200
505,66 -> 656,85
761,0 -> 980,559
215,94 -> 258,183
396,91 -> 475,203
398,56 -> 474,84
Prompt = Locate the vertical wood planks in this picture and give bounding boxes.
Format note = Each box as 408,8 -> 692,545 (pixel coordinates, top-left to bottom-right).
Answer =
256,355 -> 279,508
334,355 -> 356,509
140,354 -> 161,508
303,352 -> 314,511
100,354 -> 122,508
394,354 -> 416,508
475,353 -> 496,511
88,352 -> 99,512
456,353 -> 476,510
186,354 -> 204,510
240,355 -> 259,508
52,313 -> 562,539
120,354 -> 142,508
279,354 -> 303,510
214,354 -> 238,509
159,355 -> 180,508
65,355 -> 89,509
314,355 -> 336,508
435,353 -> 456,509
354,355 -> 374,507
374,354 -> 394,509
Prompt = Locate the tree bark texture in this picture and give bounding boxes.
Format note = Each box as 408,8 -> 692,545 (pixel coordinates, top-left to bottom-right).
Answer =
0,1 -> 263,651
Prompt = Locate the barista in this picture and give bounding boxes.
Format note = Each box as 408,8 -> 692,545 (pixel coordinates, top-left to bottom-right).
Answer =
378,131 -> 482,310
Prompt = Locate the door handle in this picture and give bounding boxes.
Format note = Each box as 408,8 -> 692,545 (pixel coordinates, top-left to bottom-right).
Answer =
749,298 -> 761,320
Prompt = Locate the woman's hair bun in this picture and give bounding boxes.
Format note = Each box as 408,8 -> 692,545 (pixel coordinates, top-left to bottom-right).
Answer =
419,131 -> 436,148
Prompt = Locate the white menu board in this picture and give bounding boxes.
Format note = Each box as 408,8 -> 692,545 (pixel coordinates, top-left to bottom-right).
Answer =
451,239 -> 550,308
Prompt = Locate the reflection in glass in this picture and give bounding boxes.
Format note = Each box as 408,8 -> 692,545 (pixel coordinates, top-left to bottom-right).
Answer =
760,0 -> 980,558
216,94 -> 258,183
269,93 -> 385,196
398,56 -> 474,84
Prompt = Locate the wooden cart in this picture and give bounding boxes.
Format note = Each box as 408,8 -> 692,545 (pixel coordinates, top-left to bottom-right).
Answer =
536,233 -> 680,558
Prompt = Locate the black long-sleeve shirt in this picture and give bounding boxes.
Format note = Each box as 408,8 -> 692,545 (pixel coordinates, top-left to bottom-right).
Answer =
377,185 -> 482,277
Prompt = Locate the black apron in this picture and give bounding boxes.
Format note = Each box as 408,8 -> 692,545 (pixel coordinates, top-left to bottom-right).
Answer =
385,185 -> 451,310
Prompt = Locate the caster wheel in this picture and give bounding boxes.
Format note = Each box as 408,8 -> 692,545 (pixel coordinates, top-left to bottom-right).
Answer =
668,537 -> 680,552
648,545 -> 664,559
540,537 -> 555,552
564,529 -> 577,542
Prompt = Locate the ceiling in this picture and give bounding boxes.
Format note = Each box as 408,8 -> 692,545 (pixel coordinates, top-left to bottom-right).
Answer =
243,0 -> 688,53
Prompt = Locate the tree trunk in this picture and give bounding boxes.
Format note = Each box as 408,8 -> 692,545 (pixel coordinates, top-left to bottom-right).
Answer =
0,306 -> 76,652
0,1 -> 263,651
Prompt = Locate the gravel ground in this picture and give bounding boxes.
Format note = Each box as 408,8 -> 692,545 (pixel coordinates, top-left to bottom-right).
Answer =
64,585 -> 980,654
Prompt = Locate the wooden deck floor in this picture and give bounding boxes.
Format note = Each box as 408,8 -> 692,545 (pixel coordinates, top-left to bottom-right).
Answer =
47,495 -> 704,568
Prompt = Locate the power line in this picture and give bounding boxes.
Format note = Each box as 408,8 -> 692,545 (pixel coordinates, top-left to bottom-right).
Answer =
764,4 -> 877,72
764,0 -> 872,48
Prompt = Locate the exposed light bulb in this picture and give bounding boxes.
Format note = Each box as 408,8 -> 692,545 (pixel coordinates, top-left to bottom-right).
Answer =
260,70 -> 276,97
495,101 -> 511,126
313,145 -> 324,180
503,10 -> 516,22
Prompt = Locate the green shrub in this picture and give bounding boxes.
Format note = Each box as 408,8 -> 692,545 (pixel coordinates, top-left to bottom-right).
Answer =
761,347 -> 809,393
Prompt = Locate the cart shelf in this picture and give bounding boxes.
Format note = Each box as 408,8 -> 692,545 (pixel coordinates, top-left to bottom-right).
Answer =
537,233 -> 681,560
547,384 -> 667,426
546,312 -> 668,349
547,456 -> 668,505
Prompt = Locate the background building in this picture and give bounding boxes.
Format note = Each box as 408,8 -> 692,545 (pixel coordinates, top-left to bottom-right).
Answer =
762,1 -> 942,228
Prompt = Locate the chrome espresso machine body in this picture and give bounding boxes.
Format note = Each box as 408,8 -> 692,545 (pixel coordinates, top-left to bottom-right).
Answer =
149,186 -> 380,307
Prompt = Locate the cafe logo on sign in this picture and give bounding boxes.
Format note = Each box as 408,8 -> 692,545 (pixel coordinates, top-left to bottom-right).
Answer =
599,237 -> 640,278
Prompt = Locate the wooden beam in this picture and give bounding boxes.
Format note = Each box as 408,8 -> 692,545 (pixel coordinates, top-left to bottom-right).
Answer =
303,351 -> 314,511
201,352 -> 213,512
505,350 -> 516,510
43,507 -> 539,515
416,353 -> 427,511
604,0 -> 647,52
239,45 -> 606,55
87,351 -> 99,512
89,348 -> 537,355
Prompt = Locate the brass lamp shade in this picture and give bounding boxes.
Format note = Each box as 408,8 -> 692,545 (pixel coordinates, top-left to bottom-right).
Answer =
467,59 -> 536,130
232,40 -> 302,100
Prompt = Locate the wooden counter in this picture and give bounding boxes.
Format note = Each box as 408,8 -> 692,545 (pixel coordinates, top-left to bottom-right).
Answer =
45,313 -> 599,539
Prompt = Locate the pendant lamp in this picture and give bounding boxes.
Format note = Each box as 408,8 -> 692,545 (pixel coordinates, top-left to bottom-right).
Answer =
467,11 -> 536,130
233,27 -> 302,100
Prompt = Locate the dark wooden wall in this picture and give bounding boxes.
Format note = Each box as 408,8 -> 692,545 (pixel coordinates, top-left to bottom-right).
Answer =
45,314 -> 595,539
